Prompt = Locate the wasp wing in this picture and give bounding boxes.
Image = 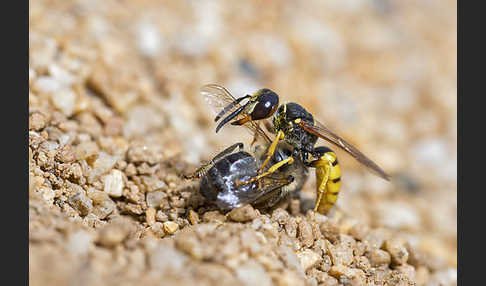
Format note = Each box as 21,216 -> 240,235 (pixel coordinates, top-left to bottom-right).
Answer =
297,120 -> 390,181
201,84 -> 272,143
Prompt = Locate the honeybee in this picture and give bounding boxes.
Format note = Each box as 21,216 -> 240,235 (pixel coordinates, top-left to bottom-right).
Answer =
200,84 -> 390,214
184,141 -> 308,212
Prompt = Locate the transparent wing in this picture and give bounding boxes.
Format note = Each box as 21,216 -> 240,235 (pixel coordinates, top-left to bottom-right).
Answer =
298,119 -> 390,181
201,84 -> 239,117
201,84 -> 272,143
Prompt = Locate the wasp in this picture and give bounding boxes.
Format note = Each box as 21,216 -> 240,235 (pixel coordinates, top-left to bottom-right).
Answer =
200,84 -> 390,214
184,141 -> 308,212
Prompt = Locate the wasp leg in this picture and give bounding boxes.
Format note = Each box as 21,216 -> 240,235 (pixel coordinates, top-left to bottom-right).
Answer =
311,147 -> 341,214
183,142 -> 244,180
313,161 -> 331,213
258,130 -> 285,174
236,156 -> 294,186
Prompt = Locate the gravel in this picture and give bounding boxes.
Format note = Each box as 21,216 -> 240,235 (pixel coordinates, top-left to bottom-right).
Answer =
29,0 -> 456,285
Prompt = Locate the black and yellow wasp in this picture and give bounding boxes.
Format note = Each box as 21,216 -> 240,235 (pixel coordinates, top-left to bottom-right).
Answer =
198,84 -> 390,214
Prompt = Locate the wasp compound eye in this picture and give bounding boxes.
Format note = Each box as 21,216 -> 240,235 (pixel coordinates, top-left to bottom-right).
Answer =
250,89 -> 279,120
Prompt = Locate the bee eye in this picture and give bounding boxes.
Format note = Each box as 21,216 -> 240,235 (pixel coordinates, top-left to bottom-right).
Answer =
250,89 -> 279,120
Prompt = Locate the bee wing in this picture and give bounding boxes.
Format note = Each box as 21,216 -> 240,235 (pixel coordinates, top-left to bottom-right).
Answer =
251,176 -> 293,206
297,119 -> 390,181
201,84 -> 272,143
201,84 -> 240,118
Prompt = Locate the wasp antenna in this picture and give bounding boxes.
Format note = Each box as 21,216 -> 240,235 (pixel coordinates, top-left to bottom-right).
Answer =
215,104 -> 247,133
214,95 -> 251,122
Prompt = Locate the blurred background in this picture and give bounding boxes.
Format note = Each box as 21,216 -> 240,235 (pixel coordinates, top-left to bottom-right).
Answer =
30,0 -> 456,283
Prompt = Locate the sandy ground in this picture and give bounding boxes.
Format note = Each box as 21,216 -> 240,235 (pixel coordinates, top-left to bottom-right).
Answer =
29,0 -> 456,285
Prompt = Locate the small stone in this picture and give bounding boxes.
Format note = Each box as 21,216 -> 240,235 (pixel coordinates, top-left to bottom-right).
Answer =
29,112 -> 47,131
384,238 -> 409,266
155,210 -> 168,222
228,204 -> 258,222
284,219 -> 298,238
297,249 -> 321,271
367,248 -> 391,267
329,265 -> 366,284
142,176 -> 168,193
149,245 -> 187,272
146,191 -> 166,208
202,211 -> 226,223
175,232 -> 204,260
298,220 -> 314,248
163,221 -> 179,235
125,163 -> 137,176
395,264 -> 416,281
364,228 -> 391,249
66,230 -> 94,256
50,89 -> 76,117
68,191 -> 93,216
55,144 -> 75,163
150,222 -> 166,238
89,152 -> 119,182
146,207 -> 156,226
326,239 -> 354,266
87,189 -> 110,204
74,141 -> 99,161
272,208 -> 290,225
103,169 -> 124,198
33,76 -> 61,94
188,210 -> 200,225
273,270 -> 305,286
97,217 -> 134,248
92,199 -> 116,220
236,260 -> 273,286
127,141 -> 164,164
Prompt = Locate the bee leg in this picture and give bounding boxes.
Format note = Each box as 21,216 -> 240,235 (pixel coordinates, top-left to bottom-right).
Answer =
236,156 -> 294,186
258,130 -> 285,174
183,142 -> 244,179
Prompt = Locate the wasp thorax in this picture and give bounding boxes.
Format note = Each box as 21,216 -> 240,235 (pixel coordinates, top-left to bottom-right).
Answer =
250,88 -> 279,120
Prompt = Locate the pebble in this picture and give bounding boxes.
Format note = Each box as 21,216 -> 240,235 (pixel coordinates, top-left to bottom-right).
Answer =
273,270 -> 305,286
163,221 -> 179,235
74,141 -> 99,161
298,220 -> 314,248
92,199 -> 116,220
150,222 -> 166,238
329,265 -> 366,284
29,112 -> 47,131
297,249 -> 321,271
188,210 -> 200,225
103,169 -> 124,198
175,232 -> 204,260
272,208 -> 290,225
202,211 -> 226,223
235,260 -> 273,286
97,218 -> 133,248
66,230 -> 94,256
126,141 -> 165,165
68,191 -> 93,216
367,248 -> 391,267
90,152 -> 119,182
228,204 -> 258,222
50,89 -> 76,117
383,238 -> 409,266
155,210 -> 169,222
149,245 -> 187,272
146,191 -> 166,208
145,207 -> 156,226
33,76 -> 61,94
326,239 -> 354,267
